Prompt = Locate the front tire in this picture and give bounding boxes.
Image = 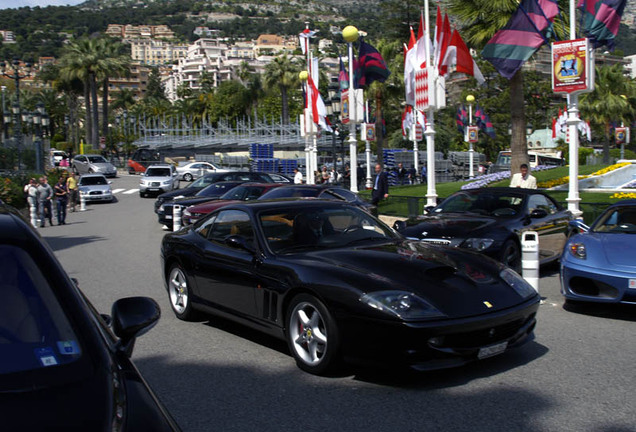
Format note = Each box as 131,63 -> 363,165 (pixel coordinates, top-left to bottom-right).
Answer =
501,239 -> 522,273
167,264 -> 200,321
183,173 -> 193,182
286,294 -> 340,375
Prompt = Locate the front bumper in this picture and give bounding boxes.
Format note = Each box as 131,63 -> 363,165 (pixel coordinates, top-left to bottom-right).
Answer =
337,297 -> 540,370
560,259 -> 636,304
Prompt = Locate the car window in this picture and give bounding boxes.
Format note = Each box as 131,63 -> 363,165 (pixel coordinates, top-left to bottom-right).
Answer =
0,245 -> 83,375
593,207 -> 636,233
75,156 -> 85,163
221,186 -> 248,201
527,194 -> 556,214
146,168 -> 171,177
87,156 -> 107,163
197,210 -> 254,246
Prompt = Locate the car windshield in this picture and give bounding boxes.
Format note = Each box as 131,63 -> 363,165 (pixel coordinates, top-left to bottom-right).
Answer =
197,183 -> 238,197
592,207 -> 636,234
259,206 -> 396,254
0,245 -> 83,376
80,176 -> 107,186
87,156 -> 107,163
146,168 -> 171,177
221,186 -> 266,201
434,191 -> 524,217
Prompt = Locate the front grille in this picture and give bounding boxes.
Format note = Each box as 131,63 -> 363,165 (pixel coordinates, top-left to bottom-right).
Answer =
151,182 -> 160,187
89,191 -> 102,196
432,316 -> 533,348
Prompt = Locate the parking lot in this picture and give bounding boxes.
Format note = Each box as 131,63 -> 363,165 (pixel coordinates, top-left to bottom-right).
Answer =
42,174 -> 636,432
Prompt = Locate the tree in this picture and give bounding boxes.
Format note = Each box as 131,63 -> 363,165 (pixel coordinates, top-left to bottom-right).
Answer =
580,64 -> 636,163
144,67 -> 168,101
263,54 -> 300,125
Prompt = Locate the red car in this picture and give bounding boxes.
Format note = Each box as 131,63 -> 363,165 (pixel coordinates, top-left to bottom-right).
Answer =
182,183 -> 282,225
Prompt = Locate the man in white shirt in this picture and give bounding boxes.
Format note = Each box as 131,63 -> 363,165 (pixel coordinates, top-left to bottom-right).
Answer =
293,168 -> 303,184
510,163 -> 537,189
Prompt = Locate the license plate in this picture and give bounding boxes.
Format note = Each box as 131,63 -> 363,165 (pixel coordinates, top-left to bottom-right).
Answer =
629,279 -> 636,289
166,215 -> 172,219
148,188 -> 159,191
478,341 -> 508,359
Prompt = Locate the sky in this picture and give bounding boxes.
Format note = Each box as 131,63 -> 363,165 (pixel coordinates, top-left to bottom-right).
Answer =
0,0 -> 84,9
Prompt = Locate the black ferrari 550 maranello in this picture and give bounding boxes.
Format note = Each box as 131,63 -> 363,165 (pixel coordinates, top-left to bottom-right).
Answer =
161,200 -> 540,375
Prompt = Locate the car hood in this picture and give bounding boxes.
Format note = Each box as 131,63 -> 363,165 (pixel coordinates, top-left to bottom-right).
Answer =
158,188 -> 200,200
575,232 -> 636,270
143,176 -> 172,182
91,162 -> 115,169
291,240 -> 533,318
401,213 -> 500,239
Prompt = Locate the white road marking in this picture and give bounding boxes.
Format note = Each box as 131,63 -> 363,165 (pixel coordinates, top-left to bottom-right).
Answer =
123,189 -> 139,194
112,188 -> 126,194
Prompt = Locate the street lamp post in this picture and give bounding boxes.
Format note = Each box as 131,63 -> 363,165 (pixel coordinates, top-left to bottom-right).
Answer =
343,25 -> 359,192
1,59 -> 31,170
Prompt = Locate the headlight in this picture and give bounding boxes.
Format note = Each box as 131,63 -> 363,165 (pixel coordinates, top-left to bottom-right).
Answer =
360,291 -> 445,320
162,180 -> 171,186
183,208 -> 191,217
462,238 -> 494,251
500,268 -> 536,298
159,204 -> 165,212
568,242 -> 586,259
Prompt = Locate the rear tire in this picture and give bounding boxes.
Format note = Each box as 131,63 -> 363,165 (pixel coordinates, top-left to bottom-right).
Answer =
286,294 -> 341,375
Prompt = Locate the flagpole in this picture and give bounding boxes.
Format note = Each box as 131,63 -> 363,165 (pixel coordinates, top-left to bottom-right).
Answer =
365,99 -> 372,189
466,95 -> 475,178
424,0 -> 437,207
566,0 -> 582,218
343,25 -> 359,193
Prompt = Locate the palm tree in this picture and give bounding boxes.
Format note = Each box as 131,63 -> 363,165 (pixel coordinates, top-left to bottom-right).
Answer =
580,64 -> 636,163
58,38 -> 101,149
95,38 -> 131,143
263,54 -> 300,125
446,0 -> 565,175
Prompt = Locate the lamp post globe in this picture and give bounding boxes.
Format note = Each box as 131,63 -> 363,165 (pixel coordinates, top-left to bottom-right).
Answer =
342,26 -> 359,43
298,70 -> 308,82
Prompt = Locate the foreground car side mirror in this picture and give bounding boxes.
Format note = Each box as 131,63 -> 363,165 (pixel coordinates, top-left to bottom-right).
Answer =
393,220 -> 407,231
112,297 -> 161,357
423,206 -> 435,214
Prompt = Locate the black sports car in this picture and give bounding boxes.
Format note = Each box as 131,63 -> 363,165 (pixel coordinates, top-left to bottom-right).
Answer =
161,200 -> 540,375
0,204 -> 180,431
394,187 -> 573,272
157,181 -> 246,227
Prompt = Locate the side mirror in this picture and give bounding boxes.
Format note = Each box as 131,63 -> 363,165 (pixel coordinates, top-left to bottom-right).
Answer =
111,297 -> 161,357
225,235 -> 256,254
530,208 -> 548,218
393,220 -> 407,231
423,206 -> 436,214
568,219 -> 589,234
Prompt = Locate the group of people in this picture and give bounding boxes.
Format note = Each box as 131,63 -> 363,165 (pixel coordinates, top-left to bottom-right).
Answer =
23,172 -> 79,227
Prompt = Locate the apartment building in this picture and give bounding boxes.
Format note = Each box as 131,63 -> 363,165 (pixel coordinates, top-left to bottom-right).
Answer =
129,39 -> 188,66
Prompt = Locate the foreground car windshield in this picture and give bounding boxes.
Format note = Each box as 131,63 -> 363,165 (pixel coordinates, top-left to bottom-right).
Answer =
591,207 -> 636,234
435,191 -> 525,217
80,177 -> 108,186
258,206 -> 397,253
0,245 -> 84,377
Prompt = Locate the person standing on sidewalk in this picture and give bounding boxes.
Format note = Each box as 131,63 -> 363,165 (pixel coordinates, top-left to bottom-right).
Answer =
54,177 -> 69,225
66,171 -> 79,212
37,176 -> 54,227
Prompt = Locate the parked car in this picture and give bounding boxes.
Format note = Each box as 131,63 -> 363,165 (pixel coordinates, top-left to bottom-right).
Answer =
72,154 -> 117,178
263,172 -> 293,183
77,173 -> 113,203
157,181 -> 246,228
161,200 -> 540,375
127,149 -> 161,174
175,161 -> 231,182
182,182 -> 283,225
393,187 -> 573,272
0,204 -> 180,431
258,184 -> 374,213
139,164 -> 180,197
561,200 -> 636,305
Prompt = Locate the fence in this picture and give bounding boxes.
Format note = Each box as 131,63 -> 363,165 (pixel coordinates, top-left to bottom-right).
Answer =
378,195 -> 610,225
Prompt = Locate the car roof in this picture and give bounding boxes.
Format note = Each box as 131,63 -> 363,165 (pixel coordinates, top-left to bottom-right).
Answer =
220,199 -> 352,213
147,164 -> 173,169
79,173 -> 107,178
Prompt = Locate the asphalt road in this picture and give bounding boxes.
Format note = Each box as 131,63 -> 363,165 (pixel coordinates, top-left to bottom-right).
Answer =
42,173 -> 636,432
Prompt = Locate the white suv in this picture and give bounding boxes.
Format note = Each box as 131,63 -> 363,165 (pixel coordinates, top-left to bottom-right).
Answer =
139,164 -> 180,197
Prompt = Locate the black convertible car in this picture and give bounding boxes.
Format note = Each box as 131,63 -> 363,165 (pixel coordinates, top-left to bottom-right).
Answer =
394,187 -> 573,272
161,200 -> 540,375
0,205 -> 180,431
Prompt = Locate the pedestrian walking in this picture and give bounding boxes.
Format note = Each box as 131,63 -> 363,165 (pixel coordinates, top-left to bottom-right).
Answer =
293,167 -> 303,184
54,177 -> 69,225
37,176 -> 54,227
66,172 -> 79,212
371,163 -> 389,206
396,163 -> 408,185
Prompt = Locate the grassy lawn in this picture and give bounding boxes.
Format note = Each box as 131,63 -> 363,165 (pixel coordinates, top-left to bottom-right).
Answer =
360,164 -> 631,223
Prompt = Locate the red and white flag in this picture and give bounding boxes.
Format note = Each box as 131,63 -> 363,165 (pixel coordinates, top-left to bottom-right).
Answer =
440,29 -> 485,84
404,26 -> 418,105
298,28 -> 317,55
307,74 -> 331,132
436,13 -> 452,76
